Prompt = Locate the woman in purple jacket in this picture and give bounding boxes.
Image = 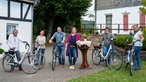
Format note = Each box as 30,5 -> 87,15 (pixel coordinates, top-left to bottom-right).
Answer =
65,27 -> 81,70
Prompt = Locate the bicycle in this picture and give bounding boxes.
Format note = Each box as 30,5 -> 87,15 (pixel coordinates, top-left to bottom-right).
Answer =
33,44 -> 46,70
51,43 -> 58,71
123,39 -> 140,76
2,42 -> 39,74
92,40 -> 123,70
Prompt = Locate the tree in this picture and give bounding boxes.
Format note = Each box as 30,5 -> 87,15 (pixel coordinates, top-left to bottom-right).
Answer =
33,0 -> 91,39
139,0 -> 146,14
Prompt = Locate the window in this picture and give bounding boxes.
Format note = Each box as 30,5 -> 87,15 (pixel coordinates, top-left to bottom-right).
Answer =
6,24 -> 18,39
123,14 -> 128,31
10,1 -> 20,18
106,14 -> 112,29
140,12 -> 145,27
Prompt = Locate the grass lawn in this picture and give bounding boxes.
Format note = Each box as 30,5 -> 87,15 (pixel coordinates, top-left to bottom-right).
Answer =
67,61 -> 146,82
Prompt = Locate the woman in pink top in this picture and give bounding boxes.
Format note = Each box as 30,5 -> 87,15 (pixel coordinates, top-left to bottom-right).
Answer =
65,27 -> 81,70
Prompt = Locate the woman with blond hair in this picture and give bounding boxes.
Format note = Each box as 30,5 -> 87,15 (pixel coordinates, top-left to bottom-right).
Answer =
65,27 -> 81,70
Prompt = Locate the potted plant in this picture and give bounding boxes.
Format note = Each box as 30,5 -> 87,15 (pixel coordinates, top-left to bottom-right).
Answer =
0,48 -> 4,59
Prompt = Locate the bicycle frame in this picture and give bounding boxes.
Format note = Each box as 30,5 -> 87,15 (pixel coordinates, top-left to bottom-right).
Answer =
8,42 -> 30,66
99,42 -> 114,60
126,47 -> 134,62
124,39 -> 139,63
52,43 -> 58,55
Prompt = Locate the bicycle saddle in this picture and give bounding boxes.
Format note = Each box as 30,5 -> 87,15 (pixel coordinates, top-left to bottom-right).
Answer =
127,44 -> 133,47
94,46 -> 102,49
4,52 -> 9,54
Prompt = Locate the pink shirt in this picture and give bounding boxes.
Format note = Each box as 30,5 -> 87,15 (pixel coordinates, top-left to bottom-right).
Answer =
66,33 -> 81,57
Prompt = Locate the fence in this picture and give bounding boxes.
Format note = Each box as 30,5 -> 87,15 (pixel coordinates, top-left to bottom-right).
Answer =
64,23 -> 145,35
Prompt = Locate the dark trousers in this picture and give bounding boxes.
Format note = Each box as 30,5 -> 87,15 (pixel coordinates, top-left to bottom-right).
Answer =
57,46 -> 65,65
40,49 -> 45,63
68,47 -> 77,66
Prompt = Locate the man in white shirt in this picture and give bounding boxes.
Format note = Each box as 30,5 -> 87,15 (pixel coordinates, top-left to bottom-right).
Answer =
8,29 -> 24,71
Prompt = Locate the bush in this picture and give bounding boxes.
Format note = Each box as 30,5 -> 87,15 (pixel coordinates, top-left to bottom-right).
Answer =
142,27 -> 146,50
0,48 -> 4,54
89,27 -> 94,34
114,35 -> 132,48
114,33 -> 146,50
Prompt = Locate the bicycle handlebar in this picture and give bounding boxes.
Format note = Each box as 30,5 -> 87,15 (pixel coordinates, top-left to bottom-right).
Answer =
23,41 -> 30,50
125,39 -> 141,47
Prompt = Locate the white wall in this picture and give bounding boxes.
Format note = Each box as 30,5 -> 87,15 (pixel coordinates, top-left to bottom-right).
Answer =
0,20 -> 32,52
0,0 -> 32,19
96,6 -> 143,34
0,0 -> 8,17
23,3 -> 32,20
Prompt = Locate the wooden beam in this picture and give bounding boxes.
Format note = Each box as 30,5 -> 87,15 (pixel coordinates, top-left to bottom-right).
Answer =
0,16 -> 32,22
8,0 -> 10,18
24,5 -> 31,19
10,0 -> 34,4
20,3 -> 23,19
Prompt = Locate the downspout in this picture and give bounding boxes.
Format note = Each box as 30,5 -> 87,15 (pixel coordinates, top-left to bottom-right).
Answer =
94,0 -> 98,34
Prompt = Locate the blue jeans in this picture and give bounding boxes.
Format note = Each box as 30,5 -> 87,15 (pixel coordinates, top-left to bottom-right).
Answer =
68,47 -> 77,66
103,45 -> 110,64
57,46 -> 65,65
133,46 -> 142,69
9,50 -> 21,61
9,50 -> 21,68
40,49 -> 45,63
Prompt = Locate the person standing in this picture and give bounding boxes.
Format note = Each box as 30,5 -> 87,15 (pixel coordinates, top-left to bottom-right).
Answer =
35,30 -> 46,64
49,27 -> 66,65
98,27 -> 115,65
65,27 -> 81,70
8,29 -> 26,71
130,25 -> 144,70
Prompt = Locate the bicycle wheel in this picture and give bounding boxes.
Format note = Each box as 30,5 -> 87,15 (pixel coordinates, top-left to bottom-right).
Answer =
92,49 -> 101,65
38,54 -> 46,70
107,51 -> 123,70
123,56 -> 128,68
129,54 -> 134,76
2,55 -> 14,72
21,55 -> 39,74
52,53 -> 57,71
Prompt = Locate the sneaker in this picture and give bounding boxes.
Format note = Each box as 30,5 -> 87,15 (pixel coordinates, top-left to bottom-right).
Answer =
134,67 -> 140,70
72,65 -> 75,69
19,67 -> 23,71
69,66 -> 72,69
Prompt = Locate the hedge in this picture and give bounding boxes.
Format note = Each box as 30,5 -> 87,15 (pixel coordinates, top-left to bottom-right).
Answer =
0,48 -> 4,54
114,34 -> 146,50
114,35 -> 132,48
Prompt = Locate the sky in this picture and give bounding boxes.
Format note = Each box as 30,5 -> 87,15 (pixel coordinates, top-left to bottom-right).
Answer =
82,0 -> 95,20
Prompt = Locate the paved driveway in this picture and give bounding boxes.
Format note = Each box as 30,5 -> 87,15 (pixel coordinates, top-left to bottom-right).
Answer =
0,46 -> 106,82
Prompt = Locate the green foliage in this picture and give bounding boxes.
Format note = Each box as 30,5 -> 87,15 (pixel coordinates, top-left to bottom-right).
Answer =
68,62 -> 146,82
114,34 -> 146,50
142,0 -> 146,6
139,7 -> 146,14
89,27 -> 94,34
0,48 -> 4,54
33,0 -> 91,36
142,27 -> 146,50
114,35 -> 132,48
140,0 -> 146,14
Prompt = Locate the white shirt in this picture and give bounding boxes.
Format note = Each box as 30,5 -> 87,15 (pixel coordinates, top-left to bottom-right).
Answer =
35,36 -> 46,49
8,34 -> 23,51
132,30 -> 143,46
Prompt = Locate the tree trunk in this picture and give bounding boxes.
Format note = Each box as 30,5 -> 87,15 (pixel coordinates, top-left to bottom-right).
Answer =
47,17 -> 54,39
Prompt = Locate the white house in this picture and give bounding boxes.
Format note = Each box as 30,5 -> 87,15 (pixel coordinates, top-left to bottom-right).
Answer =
95,0 -> 145,34
0,0 -> 34,52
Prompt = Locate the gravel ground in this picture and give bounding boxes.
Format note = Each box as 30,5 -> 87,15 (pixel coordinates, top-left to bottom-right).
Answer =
0,46 -> 106,82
